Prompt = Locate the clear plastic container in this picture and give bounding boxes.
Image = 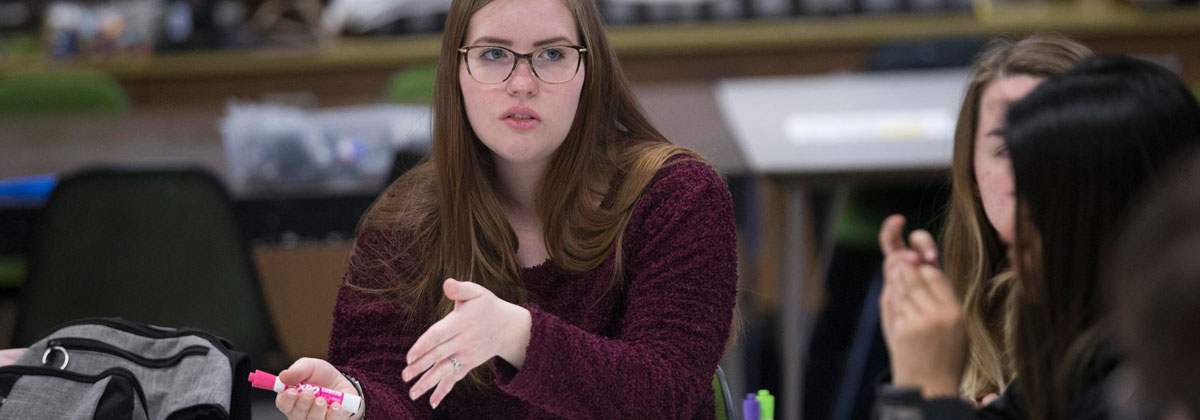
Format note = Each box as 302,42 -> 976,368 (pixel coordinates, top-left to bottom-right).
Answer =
220,102 -> 430,195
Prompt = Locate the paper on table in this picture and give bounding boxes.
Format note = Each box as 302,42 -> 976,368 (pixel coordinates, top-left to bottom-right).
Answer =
783,108 -> 955,145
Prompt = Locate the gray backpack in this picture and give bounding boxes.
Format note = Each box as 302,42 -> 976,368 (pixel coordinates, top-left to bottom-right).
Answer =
0,318 -> 252,419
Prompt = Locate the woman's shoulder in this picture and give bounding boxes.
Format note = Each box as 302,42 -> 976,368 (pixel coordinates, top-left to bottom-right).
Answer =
626,152 -> 732,229
346,167 -> 435,289
641,154 -> 726,200
618,150 -> 737,275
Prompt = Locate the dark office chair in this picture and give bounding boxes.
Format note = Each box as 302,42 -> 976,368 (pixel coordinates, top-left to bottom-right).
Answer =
14,168 -> 282,370
803,183 -> 949,420
388,148 -> 426,185
794,40 -> 981,420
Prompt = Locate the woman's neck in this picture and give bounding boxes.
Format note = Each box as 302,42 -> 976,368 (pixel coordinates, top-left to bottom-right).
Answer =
494,156 -> 551,267
494,157 -> 546,214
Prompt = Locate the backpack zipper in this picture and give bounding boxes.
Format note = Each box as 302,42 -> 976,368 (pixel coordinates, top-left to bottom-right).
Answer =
44,317 -> 236,359
47,338 -> 209,369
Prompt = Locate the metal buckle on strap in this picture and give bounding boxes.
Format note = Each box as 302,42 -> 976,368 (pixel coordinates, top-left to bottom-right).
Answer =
41,345 -> 69,370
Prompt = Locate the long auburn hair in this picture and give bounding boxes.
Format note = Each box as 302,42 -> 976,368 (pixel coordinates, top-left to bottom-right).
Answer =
940,34 -> 1091,398
1004,55 -> 1200,420
355,0 -> 698,387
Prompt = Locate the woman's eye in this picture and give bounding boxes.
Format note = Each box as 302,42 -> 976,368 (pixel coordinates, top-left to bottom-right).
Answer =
540,48 -> 563,60
481,48 -> 509,61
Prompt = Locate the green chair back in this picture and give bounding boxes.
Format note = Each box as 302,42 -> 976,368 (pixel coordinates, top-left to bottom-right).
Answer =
714,365 -> 737,420
15,168 -> 280,368
0,257 -> 24,290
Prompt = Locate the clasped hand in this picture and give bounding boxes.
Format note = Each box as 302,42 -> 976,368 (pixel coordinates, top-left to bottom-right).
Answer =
878,215 -> 968,400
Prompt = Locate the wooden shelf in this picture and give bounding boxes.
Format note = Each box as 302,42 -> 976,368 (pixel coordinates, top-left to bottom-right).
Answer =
610,5 -> 1200,54
5,5 -> 1198,80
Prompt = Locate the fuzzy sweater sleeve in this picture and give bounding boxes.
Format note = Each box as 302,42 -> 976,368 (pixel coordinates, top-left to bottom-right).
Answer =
326,228 -> 435,419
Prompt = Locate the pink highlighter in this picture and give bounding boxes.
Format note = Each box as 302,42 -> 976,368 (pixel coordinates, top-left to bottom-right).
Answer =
248,369 -> 362,414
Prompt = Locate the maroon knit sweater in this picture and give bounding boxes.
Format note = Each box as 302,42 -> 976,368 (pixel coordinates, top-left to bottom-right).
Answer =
326,159 -> 738,419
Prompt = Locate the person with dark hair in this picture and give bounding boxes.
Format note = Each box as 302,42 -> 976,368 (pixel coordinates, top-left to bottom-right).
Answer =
1105,152 -> 1200,420
875,55 -> 1200,419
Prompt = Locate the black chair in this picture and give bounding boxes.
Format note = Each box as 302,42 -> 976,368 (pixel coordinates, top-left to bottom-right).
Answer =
803,183 -> 949,420
388,148 -> 426,185
796,41 -> 980,420
14,168 -> 282,369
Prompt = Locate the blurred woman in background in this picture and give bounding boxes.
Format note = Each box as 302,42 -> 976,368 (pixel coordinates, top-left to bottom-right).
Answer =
879,34 -> 1091,402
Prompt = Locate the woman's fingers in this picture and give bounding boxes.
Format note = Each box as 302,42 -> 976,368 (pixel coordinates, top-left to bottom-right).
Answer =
411,357 -> 457,402
402,280 -> 504,409
884,249 -> 923,280
305,395 -> 329,420
880,215 -> 941,267
918,265 -> 958,305
429,361 -> 466,409
879,214 -> 910,255
443,278 -> 488,303
897,262 -> 937,315
404,315 -> 462,381
285,388 -> 317,420
882,257 -> 919,335
276,388 -> 300,415
908,229 -> 940,265
272,358 -> 358,420
278,358 -> 321,388
0,348 -> 27,367
332,402 -> 351,420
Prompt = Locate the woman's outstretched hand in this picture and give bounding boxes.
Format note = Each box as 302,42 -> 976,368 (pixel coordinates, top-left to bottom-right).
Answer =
402,279 -> 532,409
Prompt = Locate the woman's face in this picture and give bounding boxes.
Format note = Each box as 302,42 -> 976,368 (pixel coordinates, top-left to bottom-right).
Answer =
974,74 -> 1043,245
459,0 -> 585,169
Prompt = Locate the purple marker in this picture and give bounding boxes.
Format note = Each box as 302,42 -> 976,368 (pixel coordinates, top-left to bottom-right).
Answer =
743,393 -> 760,420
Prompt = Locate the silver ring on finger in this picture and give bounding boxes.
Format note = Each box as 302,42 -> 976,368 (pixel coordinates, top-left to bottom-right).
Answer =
449,356 -> 462,373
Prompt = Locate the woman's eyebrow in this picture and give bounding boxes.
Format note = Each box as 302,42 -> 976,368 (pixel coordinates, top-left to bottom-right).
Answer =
469,36 -> 573,47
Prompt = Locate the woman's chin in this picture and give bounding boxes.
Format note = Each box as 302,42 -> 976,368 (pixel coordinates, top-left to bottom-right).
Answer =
491,149 -> 552,167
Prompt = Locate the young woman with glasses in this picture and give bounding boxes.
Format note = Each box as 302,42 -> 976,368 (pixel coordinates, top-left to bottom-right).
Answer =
271,0 -> 738,419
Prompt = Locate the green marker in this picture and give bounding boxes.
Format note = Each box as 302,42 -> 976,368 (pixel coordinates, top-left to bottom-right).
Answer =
756,389 -> 775,420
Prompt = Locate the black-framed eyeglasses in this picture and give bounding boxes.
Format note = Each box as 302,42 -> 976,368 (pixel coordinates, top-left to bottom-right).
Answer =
458,45 -> 587,84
